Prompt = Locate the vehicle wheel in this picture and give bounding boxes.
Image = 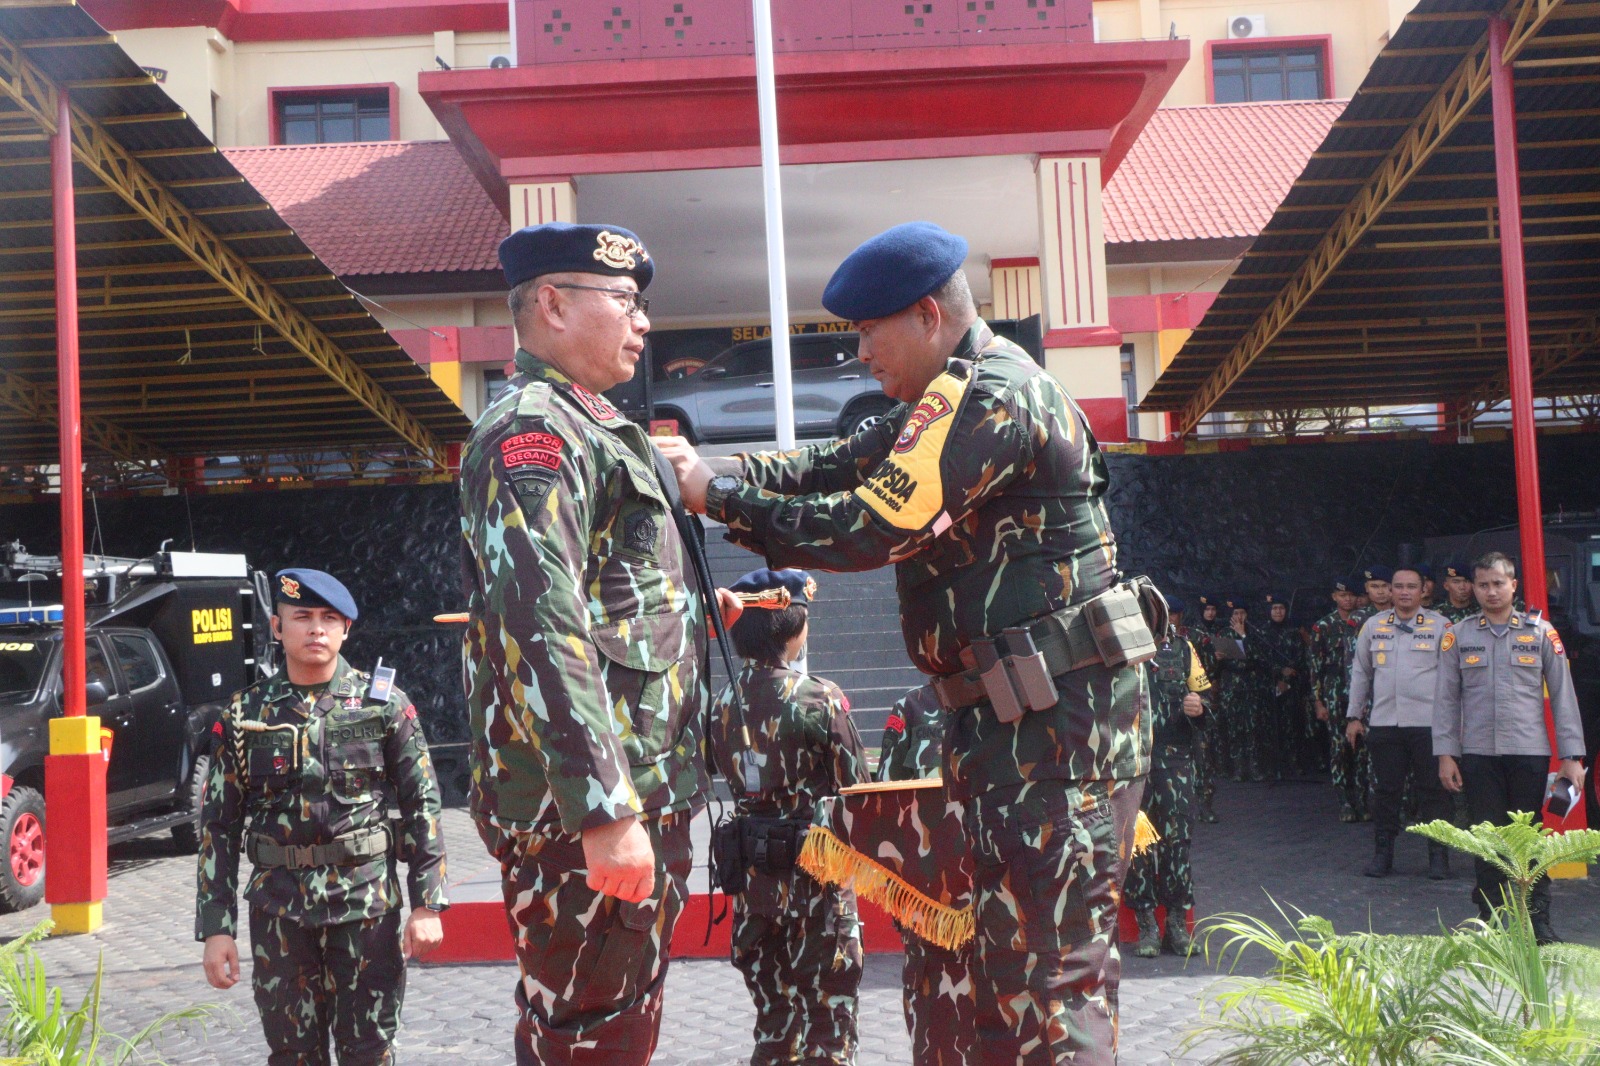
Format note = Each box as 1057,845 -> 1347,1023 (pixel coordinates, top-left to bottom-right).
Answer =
0,785 -> 46,913
170,753 -> 209,854
838,395 -> 898,439
654,407 -> 696,445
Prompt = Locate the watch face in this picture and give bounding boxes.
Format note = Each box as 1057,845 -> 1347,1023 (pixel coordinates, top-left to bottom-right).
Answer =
711,475 -> 741,493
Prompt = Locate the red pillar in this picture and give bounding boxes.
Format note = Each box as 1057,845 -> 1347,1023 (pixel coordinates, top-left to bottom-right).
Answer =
1488,16 -> 1548,614
45,88 -> 108,933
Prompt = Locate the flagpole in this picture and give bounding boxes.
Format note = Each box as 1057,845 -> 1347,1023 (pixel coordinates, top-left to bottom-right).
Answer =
751,0 -> 795,449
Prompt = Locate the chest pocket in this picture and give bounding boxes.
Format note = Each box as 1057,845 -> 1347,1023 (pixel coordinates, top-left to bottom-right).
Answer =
1370,639 -> 1393,665
602,459 -> 669,565
245,726 -> 301,793
1460,648 -> 1490,684
592,611 -> 694,762
323,710 -> 387,804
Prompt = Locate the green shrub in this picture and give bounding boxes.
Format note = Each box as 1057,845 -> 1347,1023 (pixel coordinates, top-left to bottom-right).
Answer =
0,921 -> 223,1066
1182,815 -> 1600,1065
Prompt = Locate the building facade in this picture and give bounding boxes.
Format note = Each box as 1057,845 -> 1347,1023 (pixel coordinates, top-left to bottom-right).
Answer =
84,0 -> 1422,438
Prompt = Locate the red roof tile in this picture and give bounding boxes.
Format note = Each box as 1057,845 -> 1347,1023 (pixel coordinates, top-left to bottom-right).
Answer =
223,140 -> 504,276
1104,99 -> 1346,244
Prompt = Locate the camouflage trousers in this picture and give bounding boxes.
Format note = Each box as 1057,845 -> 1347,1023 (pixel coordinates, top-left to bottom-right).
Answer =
731,873 -> 863,1065
963,777 -> 1145,1065
248,906 -> 404,1066
1191,718 -> 1217,816
476,810 -> 694,1066
1328,713 -> 1372,820
898,931 -> 975,1066
1123,754 -> 1195,913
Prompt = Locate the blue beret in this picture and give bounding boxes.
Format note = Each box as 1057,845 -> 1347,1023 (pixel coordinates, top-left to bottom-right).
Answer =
1409,563 -> 1434,580
274,569 -> 358,621
1444,560 -> 1472,580
499,222 -> 654,291
1165,595 -> 1186,614
1362,565 -> 1394,583
729,567 -> 816,606
1197,594 -> 1218,607
1331,577 -> 1355,593
1264,593 -> 1287,606
1225,596 -> 1248,611
821,222 -> 969,322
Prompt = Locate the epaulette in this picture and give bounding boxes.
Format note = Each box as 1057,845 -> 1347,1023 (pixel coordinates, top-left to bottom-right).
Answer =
516,378 -> 554,419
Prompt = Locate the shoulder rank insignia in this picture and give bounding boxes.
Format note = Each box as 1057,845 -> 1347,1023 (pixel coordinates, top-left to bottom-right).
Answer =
570,384 -> 619,422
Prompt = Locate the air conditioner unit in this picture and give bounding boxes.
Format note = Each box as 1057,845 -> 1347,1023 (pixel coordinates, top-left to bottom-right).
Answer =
1227,14 -> 1267,39
488,54 -> 512,69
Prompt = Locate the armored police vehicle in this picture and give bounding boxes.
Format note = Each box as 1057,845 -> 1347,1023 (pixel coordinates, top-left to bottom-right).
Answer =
0,544 -> 274,912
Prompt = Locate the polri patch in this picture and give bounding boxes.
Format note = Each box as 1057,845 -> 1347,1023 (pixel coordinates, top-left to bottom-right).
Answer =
623,511 -> 658,554
1441,631 -> 1455,652
893,393 -> 954,454
1548,629 -> 1566,656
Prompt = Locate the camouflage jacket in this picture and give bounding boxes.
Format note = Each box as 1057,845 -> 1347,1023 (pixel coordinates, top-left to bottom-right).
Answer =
195,657 -> 447,939
875,684 -> 945,783
1147,633 -> 1210,765
1309,608 -> 1362,715
706,661 -> 867,817
710,322 -> 1144,794
459,350 -> 709,835
1436,602 -> 1477,624
1260,621 -> 1308,691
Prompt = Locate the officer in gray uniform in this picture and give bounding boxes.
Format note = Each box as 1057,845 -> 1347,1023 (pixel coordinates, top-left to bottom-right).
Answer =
1346,566 -> 1452,880
1434,551 -> 1587,942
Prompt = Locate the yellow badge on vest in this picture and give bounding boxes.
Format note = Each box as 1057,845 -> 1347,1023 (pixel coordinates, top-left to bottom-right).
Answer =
854,371 -> 967,532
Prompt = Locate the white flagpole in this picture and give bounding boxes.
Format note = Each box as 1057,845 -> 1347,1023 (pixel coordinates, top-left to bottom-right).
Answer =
751,0 -> 796,449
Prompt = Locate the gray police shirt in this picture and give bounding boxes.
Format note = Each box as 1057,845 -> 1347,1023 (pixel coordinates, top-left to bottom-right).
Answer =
1432,610 -> 1584,759
1347,608 -> 1449,728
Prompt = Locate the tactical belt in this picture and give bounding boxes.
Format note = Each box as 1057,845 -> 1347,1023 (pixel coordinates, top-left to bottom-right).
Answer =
248,825 -> 391,870
931,578 -> 1165,721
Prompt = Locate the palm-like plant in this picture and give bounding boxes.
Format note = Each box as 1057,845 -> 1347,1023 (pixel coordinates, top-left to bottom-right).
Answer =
1181,815 -> 1600,1065
0,921 -> 223,1066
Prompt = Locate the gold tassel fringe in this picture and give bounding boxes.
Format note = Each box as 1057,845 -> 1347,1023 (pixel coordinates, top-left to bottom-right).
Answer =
797,827 -> 975,952
1133,809 -> 1160,855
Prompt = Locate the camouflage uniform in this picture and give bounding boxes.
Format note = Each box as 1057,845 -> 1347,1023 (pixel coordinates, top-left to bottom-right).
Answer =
459,349 -> 710,1065
1310,608 -> 1370,821
707,661 -> 868,1065
1211,622 -> 1272,781
707,322 -> 1148,1065
196,656 -> 447,1066
1436,603 -> 1476,625
1260,616 -> 1309,778
1185,613 -> 1223,821
876,684 -> 975,1066
1124,631 -> 1209,945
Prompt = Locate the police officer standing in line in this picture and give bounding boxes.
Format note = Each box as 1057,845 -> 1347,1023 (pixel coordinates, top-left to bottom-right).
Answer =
877,682 -> 976,1066
458,223 -> 723,1064
1310,578 -> 1368,822
664,222 -> 1154,1064
1344,567 -> 1452,879
1436,561 -> 1478,623
197,569 -> 447,1065
1434,552 -> 1587,942
707,567 -> 868,1066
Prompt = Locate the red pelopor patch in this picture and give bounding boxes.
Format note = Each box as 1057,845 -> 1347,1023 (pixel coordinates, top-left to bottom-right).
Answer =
212,721 -> 224,736
885,713 -> 905,733
892,393 -> 953,453
571,385 -> 618,422
502,432 -> 563,472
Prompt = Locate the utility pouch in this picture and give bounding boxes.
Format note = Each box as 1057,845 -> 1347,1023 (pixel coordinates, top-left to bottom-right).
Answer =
972,637 -> 1025,723
1083,582 -> 1158,668
711,815 -> 747,895
243,722 -> 302,789
1001,626 -> 1058,713
741,815 -> 809,875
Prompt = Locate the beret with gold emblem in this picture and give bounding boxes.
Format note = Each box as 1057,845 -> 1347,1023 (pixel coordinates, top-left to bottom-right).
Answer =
274,568 -> 359,621
729,567 -> 818,610
499,221 -> 654,290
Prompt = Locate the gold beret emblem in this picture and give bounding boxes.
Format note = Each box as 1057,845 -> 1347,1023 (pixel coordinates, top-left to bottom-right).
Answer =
593,230 -> 649,270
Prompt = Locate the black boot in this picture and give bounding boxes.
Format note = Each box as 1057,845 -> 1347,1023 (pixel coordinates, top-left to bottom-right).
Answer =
1427,843 -> 1450,881
1134,908 -> 1160,958
1363,838 -> 1394,878
1163,914 -> 1195,957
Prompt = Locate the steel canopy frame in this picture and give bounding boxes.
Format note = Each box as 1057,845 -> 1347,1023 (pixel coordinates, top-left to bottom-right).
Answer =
1171,0 -> 1569,437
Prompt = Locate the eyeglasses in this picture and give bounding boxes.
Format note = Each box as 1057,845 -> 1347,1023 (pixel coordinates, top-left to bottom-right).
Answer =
548,283 -> 649,318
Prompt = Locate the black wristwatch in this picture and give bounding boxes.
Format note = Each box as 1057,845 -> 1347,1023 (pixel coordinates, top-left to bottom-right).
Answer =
705,473 -> 743,520
423,903 -> 447,913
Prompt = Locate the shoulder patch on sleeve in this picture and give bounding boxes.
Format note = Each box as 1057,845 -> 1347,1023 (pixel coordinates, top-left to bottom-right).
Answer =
885,712 -> 905,733
1441,630 -> 1455,652
852,370 -> 968,531
1548,627 -> 1566,656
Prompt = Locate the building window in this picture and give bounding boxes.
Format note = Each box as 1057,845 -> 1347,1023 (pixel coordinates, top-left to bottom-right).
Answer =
274,88 -> 395,144
1120,344 -> 1139,440
1211,46 -> 1325,103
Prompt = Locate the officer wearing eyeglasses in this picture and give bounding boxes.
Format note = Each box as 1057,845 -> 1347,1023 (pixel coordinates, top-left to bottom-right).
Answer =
458,221 -> 714,1064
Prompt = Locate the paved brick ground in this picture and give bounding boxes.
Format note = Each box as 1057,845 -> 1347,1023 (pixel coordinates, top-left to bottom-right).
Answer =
2,777 -> 1594,1064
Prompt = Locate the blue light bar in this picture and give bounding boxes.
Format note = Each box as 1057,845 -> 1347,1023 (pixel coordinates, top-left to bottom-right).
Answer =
0,605 -> 64,625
